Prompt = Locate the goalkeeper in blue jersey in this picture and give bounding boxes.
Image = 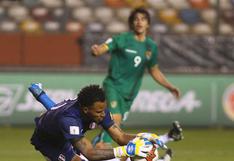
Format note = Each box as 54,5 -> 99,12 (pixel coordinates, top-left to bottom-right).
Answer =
30,84 -> 154,161
29,83 -> 183,161
91,7 -> 181,148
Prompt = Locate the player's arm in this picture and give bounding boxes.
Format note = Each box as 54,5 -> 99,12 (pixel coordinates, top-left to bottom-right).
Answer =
72,137 -> 115,160
101,110 -> 136,145
107,123 -> 136,145
91,43 -> 109,56
72,136 -> 151,160
92,35 -> 119,56
149,65 -> 181,99
106,124 -> 168,152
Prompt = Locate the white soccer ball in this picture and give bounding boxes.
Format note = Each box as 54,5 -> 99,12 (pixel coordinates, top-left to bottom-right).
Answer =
133,142 -> 159,161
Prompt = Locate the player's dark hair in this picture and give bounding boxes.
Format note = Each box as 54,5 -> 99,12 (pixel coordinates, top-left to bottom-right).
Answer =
77,84 -> 105,108
128,7 -> 151,30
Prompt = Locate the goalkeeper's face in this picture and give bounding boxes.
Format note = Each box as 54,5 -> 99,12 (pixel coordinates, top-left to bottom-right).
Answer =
84,101 -> 106,123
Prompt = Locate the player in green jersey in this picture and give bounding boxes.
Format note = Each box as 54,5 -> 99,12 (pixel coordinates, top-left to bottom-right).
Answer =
91,7 -> 181,148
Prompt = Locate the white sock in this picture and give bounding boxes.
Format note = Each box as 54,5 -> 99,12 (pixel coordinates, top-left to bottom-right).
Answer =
159,133 -> 173,144
157,154 -> 171,161
157,159 -> 164,161
163,154 -> 171,161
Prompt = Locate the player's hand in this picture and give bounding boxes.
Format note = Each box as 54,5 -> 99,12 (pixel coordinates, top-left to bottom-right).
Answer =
154,139 -> 168,150
169,87 -> 181,99
126,137 -> 153,157
91,44 -> 99,56
137,132 -> 159,142
113,137 -> 152,158
137,133 -> 167,150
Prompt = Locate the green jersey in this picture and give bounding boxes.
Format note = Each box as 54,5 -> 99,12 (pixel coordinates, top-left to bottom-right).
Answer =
103,31 -> 158,99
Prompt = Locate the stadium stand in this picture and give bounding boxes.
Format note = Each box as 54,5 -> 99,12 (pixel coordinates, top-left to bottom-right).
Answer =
65,21 -> 84,33
72,6 -> 93,24
116,7 -> 131,22
66,0 -> 85,8
0,0 -> 233,73
94,6 -> 114,24
0,0 -> 233,34
147,0 -> 168,10
167,0 -> 190,10
189,0 -> 210,9
172,23 -> 190,34
105,0 -> 127,8
152,23 -> 169,34
0,20 -> 18,32
180,9 -> 201,25
201,8 -> 216,25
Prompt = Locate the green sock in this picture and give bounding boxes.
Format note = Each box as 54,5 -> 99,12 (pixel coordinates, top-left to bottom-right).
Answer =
101,130 -> 113,143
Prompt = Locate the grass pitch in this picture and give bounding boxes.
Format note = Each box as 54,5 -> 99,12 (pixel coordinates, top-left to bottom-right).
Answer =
0,127 -> 233,161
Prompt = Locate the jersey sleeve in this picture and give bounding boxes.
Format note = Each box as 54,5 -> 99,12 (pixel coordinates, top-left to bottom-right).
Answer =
147,43 -> 158,68
105,34 -> 122,52
99,109 -> 114,130
59,116 -> 84,140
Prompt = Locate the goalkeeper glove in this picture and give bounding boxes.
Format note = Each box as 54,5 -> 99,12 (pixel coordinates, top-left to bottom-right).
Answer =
113,137 -> 152,158
137,133 -> 168,149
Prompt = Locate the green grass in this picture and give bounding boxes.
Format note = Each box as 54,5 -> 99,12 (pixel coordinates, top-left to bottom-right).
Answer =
0,127 -> 233,161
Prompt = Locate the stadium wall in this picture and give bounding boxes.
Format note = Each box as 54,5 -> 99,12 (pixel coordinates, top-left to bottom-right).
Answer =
0,33 -> 83,66
0,72 -> 233,127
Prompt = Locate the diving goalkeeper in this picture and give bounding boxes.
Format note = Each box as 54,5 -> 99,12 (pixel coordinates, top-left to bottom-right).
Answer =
29,83 -> 183,161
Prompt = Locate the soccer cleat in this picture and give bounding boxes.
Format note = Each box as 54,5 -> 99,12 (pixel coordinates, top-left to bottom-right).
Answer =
168,121 -> 184,141
28,83 -> 44,99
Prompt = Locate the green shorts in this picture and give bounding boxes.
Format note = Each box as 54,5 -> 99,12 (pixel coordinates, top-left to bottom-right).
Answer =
104,85 -> 133,121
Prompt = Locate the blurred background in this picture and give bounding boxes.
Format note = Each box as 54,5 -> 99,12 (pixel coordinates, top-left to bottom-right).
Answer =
0,0 -> 234,161
0,0 -> 233,71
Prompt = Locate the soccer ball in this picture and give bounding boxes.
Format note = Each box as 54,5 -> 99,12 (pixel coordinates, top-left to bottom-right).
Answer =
133,142 -> 159,161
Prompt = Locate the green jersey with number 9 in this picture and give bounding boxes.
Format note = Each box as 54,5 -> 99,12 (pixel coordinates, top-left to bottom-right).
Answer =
103,31 -> 158,100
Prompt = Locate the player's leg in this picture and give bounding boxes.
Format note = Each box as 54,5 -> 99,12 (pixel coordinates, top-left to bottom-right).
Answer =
97,94 -> 133,148
159,121 -> 184,144
37,141 -> 78,161
119,99 -> 134,161
28,83 -> 56,110
168,121 -> 183,141
157,149 -> 173,161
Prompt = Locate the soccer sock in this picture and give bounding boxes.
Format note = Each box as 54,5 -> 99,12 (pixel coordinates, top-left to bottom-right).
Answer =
157,159 -> 164,161
101,130 -> 113,143
38,93 -> 56,110
29,83 -> 56,110
159,134 -> 173,144
157,154 -> 171,161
